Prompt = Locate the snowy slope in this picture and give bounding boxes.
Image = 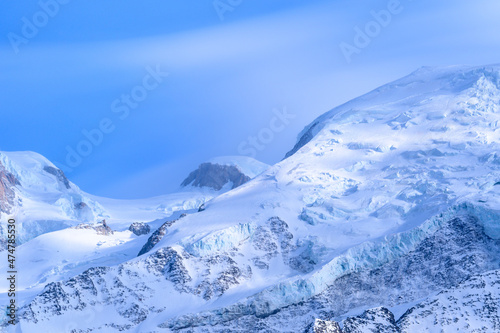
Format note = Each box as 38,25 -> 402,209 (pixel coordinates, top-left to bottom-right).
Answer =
0,152 -> 248,316
0,151 -> 258,246
0,152 -> 271,317
0,151 -> 108,245
4,65 -> 500,332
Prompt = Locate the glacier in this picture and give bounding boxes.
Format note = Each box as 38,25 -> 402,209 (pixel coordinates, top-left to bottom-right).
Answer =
2,64 -> 500,332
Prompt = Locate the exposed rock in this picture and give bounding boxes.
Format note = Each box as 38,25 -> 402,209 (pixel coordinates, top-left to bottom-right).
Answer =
310,319 -> 342,333
398,269 -> 500,332
0,162 -> 20,216
162,214 -> 500,332
73,219 -> 114,236
128,222 -> 151,236
308,269 -> 500,333
144,247 -> 192,292
343,307 -> 399,333
43,165 -> 71,189
284,121 -> 321,159
251,217 -> 295,270
74,202 -> 88,210
138,214 -> 186,256
181,162 -> 251,191
19,266 -> 112,324
73,201 -> 94,221
17,245 -> 252,330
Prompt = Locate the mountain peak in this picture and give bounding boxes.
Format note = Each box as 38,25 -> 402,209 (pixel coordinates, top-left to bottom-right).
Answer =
181,156 -> 269,191
286,64 -> 500,159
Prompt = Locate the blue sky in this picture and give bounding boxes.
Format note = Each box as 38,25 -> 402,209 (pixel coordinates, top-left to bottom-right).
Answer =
1,0 -> 500,198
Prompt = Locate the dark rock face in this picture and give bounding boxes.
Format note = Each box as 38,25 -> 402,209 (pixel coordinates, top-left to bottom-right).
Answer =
19,266 -> 112,324
142,247 -> 250,301
195,254 -> 249,301
0,162 -> 20,216
43,165 -> 71,189
74,202 -> 88,210
72,202 -> 95,222
144,247 -> 192,290
251,217 -> 295,270
129,222 -> 151,236
138,214 -> 186,256
18,264 -> 151,330
343,307 -> 400,333
284,121 -> 321,159
311,319 -> 342,333
181,163 -> 251,191
73,220 -> 114,236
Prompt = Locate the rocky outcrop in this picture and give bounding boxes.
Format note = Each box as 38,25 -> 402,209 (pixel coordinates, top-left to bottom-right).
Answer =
17,245 -> 252,330
343,307 -> 400,333
12,210 -> 500,332
128,222 -> 151,236
310,319 -> 342,333
397,269 -> 500,332
308,269 -> 500,332
308,307 -> 401,333
0,162 -> 20,216
73,219 -> 114,235
73,201 -> 95,221
137,214 -> 186,256
181,163 -> 251,191
251,217 -> 295,270
284,121 -> 321,159
162,213 -> 500,332
43,165 -> 71,189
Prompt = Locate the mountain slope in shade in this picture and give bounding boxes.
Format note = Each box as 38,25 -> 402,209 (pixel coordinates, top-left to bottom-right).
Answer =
3,65 -> 500,332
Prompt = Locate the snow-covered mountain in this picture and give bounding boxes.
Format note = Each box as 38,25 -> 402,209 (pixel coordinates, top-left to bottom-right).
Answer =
0,153 -> 270,315
3,64 -> 500,332
0,153 -> 267,249
0,151 -> 107,246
